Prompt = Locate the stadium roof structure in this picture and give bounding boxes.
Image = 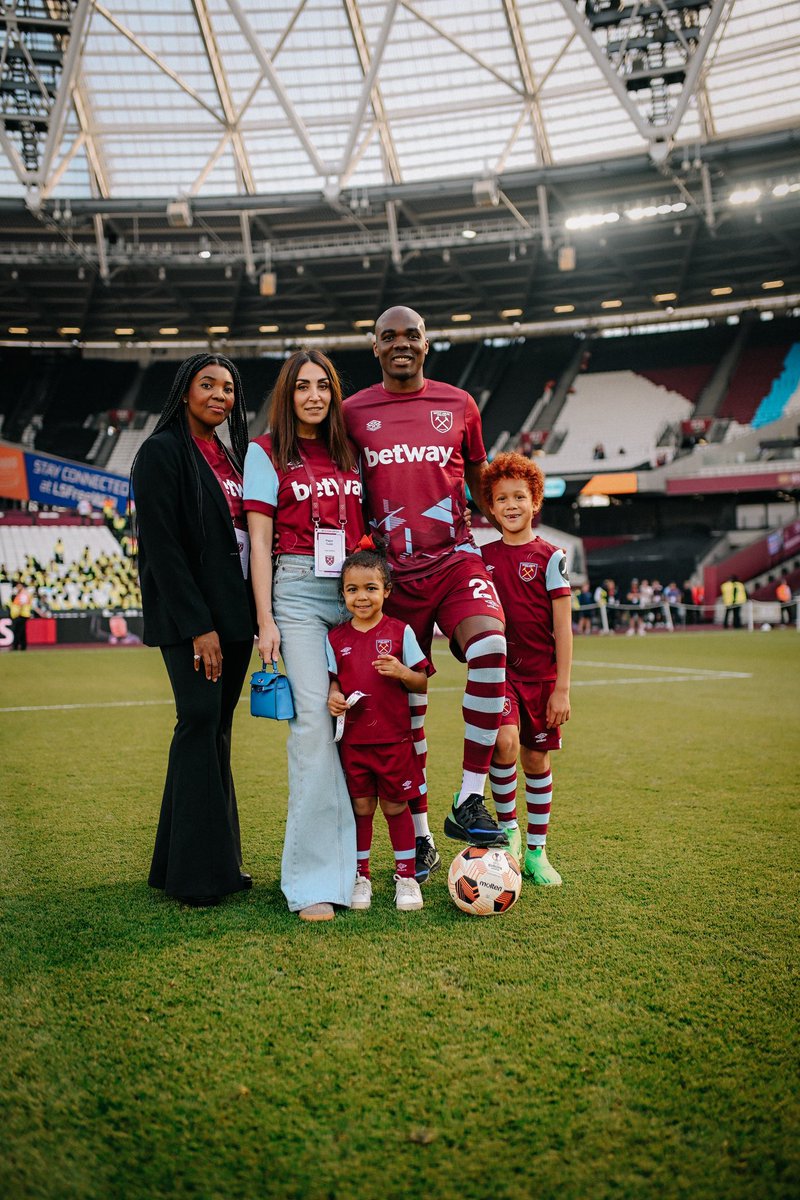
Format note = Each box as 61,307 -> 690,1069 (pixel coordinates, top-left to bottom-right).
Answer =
0,0 -> 799,349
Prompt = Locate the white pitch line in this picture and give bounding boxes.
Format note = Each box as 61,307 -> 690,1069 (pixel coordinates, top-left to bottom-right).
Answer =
574,659 -> 751,678
0,699 -> 173,713
0,664 -> 751,713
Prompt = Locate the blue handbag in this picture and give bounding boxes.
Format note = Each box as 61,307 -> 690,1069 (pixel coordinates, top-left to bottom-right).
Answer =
250,660 -> 295,720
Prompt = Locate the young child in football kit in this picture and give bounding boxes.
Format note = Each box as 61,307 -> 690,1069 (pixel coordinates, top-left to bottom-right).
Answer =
480,453 -> 573,885
326,546 -> 433,912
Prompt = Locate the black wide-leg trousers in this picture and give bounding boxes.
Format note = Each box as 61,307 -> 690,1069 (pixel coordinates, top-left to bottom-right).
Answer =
149,639 -> 253,899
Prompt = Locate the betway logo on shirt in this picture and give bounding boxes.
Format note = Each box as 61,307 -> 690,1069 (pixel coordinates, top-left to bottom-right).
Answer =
290,477 -> 362,502
364,444 -> 454,467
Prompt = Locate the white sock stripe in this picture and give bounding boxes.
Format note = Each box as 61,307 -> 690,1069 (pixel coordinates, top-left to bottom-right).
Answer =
463,693 -> 506,714
414,738 -> 428,755
464,722 -> 501,747
494,799 -> 517,815
394,848 -> 416,861
466,666 -> 505,684
490,763 -> 517,780
465,633 -> 506,660
527,834 -> 547,847
524,772 -> 552,789
356,850 -> 370,861
410,714 -> 426,728
408,694 -> 428,709
490,778 -> 517,796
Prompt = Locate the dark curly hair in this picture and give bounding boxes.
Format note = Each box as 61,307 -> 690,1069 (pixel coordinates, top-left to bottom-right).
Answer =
339,547 -> 392,593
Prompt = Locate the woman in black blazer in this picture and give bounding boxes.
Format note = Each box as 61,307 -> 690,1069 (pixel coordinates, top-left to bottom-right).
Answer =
132,353 -> 255,907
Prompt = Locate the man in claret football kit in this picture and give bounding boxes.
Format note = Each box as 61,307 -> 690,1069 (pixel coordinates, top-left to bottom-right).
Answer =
343,305 -> 509,881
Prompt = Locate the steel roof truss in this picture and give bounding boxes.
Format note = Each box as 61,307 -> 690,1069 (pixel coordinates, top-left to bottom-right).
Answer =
35,0 -> 93,194
557,0 -> 732,151
339,0 -> 400,188
92,3 -> 224,125
224,0 -> 332,179
502,0 -> 552,166
192,0 -> 255,194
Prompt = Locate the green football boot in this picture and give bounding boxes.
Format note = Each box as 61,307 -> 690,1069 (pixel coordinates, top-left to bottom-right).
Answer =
523,846 -> 562,887
502,825 -> 522,864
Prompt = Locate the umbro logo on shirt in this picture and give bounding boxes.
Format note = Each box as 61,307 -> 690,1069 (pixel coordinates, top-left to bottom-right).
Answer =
366,419 -> 382,431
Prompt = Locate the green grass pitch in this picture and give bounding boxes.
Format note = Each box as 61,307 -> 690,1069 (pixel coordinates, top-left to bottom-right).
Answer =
1,631 -> 799,1200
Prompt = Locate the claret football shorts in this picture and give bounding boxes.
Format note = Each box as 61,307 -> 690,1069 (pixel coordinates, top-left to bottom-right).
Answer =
384,550 -> 505,663
338,739 -> 425,804
501,675 -> 563,753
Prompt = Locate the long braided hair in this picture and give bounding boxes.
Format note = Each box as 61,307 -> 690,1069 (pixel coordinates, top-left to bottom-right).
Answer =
131,353 -> 248,539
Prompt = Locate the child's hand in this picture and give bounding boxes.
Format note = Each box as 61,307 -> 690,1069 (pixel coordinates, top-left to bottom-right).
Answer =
546,685 -> 570,727
372,653 -> 404,678
327,688 -> 348,716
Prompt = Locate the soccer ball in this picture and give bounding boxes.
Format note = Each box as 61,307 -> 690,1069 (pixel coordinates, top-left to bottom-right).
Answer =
447,846 -> 522,916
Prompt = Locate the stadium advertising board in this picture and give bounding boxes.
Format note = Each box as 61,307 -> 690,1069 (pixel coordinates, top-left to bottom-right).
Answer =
0,441 -> 129,515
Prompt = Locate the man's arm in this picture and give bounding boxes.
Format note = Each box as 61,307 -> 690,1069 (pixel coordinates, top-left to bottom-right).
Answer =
464,460 -> 501,532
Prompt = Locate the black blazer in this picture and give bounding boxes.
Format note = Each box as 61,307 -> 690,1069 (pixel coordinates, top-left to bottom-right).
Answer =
132,425 -> 255,647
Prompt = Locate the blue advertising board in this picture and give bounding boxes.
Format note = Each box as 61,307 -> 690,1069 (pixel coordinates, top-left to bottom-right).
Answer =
25,450 -> 130,515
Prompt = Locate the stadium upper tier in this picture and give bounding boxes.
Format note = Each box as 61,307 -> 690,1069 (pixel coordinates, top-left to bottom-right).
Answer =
1,315 -> 799,487
0,4 -> 798,340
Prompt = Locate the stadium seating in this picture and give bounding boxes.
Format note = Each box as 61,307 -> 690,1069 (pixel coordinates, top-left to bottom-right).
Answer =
104,415 -> 160,476
0,523 -> 122,576
540,370 -> 693,474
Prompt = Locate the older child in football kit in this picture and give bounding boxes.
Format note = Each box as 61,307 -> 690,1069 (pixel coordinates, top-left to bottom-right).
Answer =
326,547 -> 432,912
480,453 -> 573,886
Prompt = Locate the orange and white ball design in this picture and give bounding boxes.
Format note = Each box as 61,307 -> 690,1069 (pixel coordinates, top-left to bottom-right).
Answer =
447,846 -> 522,916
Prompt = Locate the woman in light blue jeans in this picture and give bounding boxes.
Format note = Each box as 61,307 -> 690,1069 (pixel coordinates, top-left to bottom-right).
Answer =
244,350 -> 365,920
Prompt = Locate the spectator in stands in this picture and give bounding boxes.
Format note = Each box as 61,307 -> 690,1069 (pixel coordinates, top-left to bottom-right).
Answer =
664,581 -> 683,625
626,578 -> 645,636
593,442 -> 606,460
577,582 -> 594,635
593,577 -> 618,633
244,349 -> 364,922
775,573 -> 793,625
721,575 -> 747,629
53,537 -> 65,565
9,582 -> 34,650
683,580 -> 704,625
131,353 -> 256,909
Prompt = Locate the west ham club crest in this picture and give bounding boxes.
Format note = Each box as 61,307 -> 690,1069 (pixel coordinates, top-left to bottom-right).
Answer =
375,638 -> 392,655
431,410 -> 453,434
519,561 -> 538,582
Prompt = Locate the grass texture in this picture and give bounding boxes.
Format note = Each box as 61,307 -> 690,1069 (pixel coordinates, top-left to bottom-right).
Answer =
1,631 -> 799,1200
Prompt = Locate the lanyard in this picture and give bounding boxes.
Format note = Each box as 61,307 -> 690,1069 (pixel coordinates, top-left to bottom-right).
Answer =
297,444 -> 347,529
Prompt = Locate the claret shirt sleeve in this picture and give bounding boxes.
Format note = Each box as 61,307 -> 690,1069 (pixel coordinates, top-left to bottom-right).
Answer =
463,393 -> 488,465
242,440 -> 279,517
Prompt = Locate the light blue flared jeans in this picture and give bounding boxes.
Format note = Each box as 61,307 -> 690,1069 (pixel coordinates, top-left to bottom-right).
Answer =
273,555 -> 356,912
